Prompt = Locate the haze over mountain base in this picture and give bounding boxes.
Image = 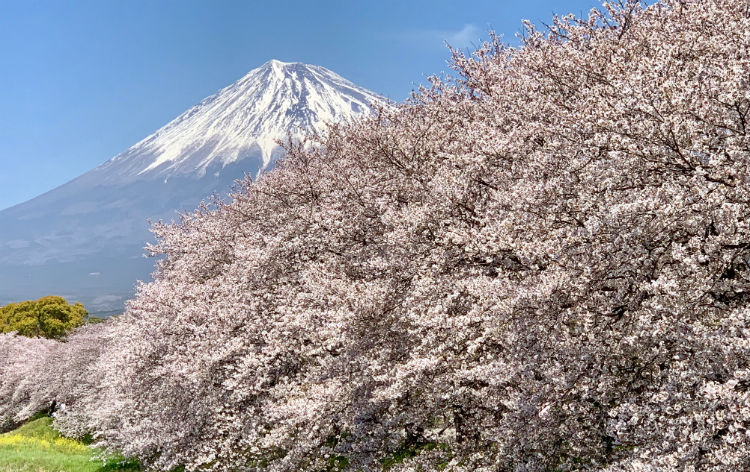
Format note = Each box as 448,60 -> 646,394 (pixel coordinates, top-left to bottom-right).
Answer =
0,159 -> 255,314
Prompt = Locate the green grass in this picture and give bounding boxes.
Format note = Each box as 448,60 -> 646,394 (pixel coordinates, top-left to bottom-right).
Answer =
0,417 -> 140,472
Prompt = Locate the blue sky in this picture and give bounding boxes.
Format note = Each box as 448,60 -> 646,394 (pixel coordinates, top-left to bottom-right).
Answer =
0,0 -> 605,210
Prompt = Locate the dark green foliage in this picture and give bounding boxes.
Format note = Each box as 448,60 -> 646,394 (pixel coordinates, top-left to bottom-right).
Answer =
326,455 -> 349,472
381,442 -> 451,470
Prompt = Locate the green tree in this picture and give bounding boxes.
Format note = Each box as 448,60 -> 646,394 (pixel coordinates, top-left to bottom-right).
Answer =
0,296 -> 88,339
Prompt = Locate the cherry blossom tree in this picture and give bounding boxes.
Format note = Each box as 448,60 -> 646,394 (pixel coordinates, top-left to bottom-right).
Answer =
87,0 -> 749,470
2,0 -> 748,471
0,320 -> 118,435
49,319 -> 123,439
0,333 -> 59,429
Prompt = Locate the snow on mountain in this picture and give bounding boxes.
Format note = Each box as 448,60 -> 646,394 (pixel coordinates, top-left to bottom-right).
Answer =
0,60 -> 382,313
82,59 -> 382,185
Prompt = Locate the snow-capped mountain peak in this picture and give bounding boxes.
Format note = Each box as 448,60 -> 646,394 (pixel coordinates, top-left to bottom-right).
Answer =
96,60 -> 382,183
0,60 -> 383,314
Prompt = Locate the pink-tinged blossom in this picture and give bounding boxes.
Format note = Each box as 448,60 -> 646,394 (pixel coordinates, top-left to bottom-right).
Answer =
0,333 -> 59,426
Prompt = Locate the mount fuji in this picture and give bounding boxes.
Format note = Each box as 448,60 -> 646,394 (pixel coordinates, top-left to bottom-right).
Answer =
0,60 -> 382,314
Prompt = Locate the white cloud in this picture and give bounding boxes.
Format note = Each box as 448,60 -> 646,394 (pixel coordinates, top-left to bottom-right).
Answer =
446,24 -> 483,49
6,239 -> 30,249
393,23 -> 485,52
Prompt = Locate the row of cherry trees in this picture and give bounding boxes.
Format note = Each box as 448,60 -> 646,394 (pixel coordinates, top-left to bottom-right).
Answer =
1,0 -> 749,470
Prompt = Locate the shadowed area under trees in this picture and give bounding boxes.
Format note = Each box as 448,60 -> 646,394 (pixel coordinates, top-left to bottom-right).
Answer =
0,0 -> 749,470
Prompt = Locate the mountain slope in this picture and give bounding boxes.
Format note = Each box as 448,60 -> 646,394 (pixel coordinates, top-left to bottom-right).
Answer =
89,59 -> 380,183
0,60 -> 381,313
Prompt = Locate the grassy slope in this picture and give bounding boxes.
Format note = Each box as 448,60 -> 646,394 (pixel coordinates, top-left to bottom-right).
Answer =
0,417 -> 140,472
